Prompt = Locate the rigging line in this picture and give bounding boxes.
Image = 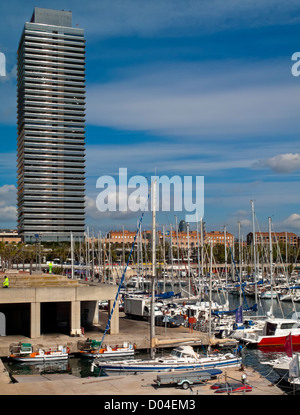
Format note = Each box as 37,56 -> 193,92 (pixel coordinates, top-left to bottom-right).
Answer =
99,182 -> 152,348
227,243 -> 249,310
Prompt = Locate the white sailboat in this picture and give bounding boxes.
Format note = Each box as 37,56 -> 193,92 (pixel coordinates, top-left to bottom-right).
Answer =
91,344 -> 242,373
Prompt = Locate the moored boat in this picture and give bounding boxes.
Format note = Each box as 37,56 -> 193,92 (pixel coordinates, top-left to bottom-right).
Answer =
241,317 -> 300,347
77,339 -> 136,358
9,343 -> 69,362
261,354 -> 292,379
91,345 -> 242,373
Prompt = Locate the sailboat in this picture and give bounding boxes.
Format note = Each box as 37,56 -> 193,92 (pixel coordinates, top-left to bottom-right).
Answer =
91,181 -> 242,374
91,344 -> 242,373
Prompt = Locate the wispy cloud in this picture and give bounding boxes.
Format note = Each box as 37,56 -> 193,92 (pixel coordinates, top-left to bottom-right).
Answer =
71,0 -> 300,38
86,60 -> 298,139
253,153 -> 300,174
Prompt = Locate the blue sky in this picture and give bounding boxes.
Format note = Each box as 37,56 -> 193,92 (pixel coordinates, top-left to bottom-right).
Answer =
0,0 -> 300,239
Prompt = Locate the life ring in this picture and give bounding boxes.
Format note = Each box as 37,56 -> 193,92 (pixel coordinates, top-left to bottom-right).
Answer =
66,347 -> 70,354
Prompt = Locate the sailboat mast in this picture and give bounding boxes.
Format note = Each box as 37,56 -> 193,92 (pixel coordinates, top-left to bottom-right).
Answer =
251,200 -> 258,311
208,240 -> 213,354
269,217 -> 274,317
238,221 -> 242,306
224,225 -> 228,302
150,179 -> 156,359
187,222 -> 190,299
200,218 -> 204,280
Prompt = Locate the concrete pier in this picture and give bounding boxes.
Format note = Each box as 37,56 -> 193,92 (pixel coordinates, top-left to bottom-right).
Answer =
0,363 -> 285,395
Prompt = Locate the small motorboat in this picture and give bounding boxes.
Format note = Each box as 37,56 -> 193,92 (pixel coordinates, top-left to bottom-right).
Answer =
9,343 -> 70,362
77,339 -> 136,358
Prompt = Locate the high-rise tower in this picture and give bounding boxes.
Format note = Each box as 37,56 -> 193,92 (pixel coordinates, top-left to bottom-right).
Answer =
17,8 -> 86,242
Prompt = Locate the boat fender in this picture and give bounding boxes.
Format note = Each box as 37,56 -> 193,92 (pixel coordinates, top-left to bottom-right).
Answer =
133,343 -> 137,349
67,347 -> 70,354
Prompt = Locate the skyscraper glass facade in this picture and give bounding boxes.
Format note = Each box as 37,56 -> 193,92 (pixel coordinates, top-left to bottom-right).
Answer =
17,8 -> 86,242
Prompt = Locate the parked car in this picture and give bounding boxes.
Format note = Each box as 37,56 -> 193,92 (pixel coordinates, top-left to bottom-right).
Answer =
155,315 -> 171,326
168,315 -> 186,328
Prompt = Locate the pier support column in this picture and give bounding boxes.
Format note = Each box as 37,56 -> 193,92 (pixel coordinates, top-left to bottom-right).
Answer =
92,301 -> 99,324
108,299 -> 119,334
30,302 -> 40,338
70,300 -> 81,335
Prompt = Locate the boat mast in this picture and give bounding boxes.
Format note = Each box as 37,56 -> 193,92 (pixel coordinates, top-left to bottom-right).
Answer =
208,240 -> 213,354
238,221 -> 242,306
163,224 -> 166,293
268,216 -> 274,317
187,222 -> 190,298
150,179 -> 157,359
224,225 -> 228,303
251,200 -> 258,311
196,217 -> 200,290
200,217 -> 204,287
171,222 -> 174,279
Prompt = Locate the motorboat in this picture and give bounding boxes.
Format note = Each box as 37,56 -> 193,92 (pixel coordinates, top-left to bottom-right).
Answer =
91,345 -> 242,373
9,343 -> 69,362
261,354 -> 292,379
77,339 -> 136,358
241,317 -> 300,347
229,318 -> 266,341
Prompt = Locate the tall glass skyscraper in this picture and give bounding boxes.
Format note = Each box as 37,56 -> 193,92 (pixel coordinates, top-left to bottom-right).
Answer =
17,8 -> 86,243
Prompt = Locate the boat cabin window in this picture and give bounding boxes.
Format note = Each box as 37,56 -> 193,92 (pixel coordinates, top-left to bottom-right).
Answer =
171,350 -> 182,358
265,322 -> 277,336
281,323 -> 295,330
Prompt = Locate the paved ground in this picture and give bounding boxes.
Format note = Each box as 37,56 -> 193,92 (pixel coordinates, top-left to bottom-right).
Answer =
0,361 -> 284,396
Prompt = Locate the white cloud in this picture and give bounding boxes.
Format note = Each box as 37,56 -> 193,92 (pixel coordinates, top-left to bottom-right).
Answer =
253,153 -> 300,174
283,213 -> 300,230
0,184 -> 17,223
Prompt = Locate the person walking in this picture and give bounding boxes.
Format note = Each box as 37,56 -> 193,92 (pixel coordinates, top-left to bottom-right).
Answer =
3,276 -> 9,288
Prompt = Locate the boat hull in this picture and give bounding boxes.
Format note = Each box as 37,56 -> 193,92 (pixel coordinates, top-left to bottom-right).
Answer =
258,334 -> 300,347
79,350 -> 135,358
10,354 -> 69,363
